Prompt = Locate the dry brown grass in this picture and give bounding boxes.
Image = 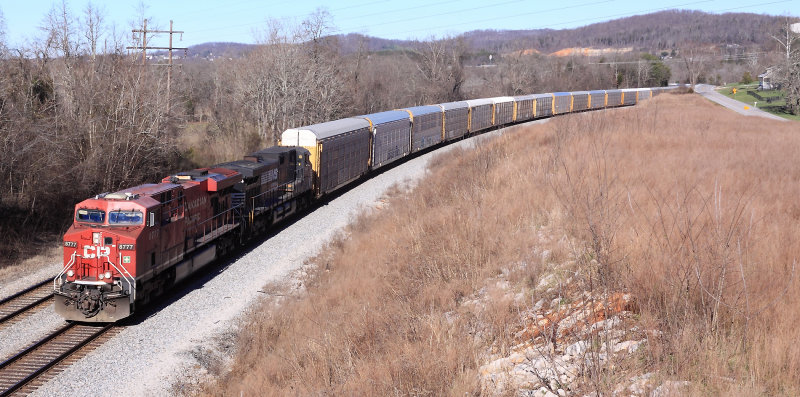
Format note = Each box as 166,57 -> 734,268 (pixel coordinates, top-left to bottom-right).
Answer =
199,94 -> 800,396
0,245 -> 61,282
178,121 -> 263,167
544,95 -> 800,394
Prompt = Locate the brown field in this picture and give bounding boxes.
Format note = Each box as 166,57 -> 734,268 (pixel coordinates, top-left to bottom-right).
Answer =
195,94 -> 800,396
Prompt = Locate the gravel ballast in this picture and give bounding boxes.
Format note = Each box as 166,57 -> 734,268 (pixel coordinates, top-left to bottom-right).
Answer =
29,123 -> 544,396
0,310 -> 68,360
0,263 -> 66,362
0,263 -> 62,301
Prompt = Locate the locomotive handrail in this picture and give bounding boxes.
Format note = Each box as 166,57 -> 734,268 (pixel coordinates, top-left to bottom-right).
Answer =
191,207 -> 240,245
53,252 -> 77,291
109,254 -> 135,303
250,182 -> 292,204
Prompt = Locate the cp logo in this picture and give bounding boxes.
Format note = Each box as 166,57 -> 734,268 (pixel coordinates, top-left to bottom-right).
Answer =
84,245 -> 111,259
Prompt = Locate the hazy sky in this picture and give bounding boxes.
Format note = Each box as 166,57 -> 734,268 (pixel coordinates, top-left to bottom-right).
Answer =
1,0 -> 797,50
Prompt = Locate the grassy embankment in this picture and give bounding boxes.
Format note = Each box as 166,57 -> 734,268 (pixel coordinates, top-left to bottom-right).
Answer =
194,94 -> 800,395
717,83 -> 800,121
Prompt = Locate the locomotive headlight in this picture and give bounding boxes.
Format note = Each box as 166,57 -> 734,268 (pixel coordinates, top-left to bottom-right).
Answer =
98,273 -> 104,279
104,272 -> 112,279
92,232 -> 101,245
67,270 -> 74,277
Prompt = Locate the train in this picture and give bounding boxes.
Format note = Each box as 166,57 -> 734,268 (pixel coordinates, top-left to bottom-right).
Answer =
54,86 -> 673,322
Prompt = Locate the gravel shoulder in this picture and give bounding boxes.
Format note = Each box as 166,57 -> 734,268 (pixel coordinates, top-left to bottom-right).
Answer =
0,263 -> 62,302
30,121 -> 545,397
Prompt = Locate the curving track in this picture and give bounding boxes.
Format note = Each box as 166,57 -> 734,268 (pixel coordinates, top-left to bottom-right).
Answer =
0,322 -> 117,396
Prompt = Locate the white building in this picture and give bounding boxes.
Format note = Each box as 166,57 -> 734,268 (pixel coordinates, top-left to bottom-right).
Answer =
758,68 -> 775,90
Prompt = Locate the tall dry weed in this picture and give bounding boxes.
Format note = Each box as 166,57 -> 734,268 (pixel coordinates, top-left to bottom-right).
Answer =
199,95 -> 800,396
544,96 -> 800,394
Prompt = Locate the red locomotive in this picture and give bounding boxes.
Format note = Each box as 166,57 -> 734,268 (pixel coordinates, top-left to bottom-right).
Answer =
55,147 -> 312,321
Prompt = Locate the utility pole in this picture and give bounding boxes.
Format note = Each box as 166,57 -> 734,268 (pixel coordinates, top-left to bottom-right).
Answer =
127,20 -> 187,110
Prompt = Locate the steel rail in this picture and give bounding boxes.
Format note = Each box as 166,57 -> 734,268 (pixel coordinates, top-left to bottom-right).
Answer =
0,279 -> 51,306
0,280 -> 54,325
0,294 -> 53,325
0,322 -> 114,396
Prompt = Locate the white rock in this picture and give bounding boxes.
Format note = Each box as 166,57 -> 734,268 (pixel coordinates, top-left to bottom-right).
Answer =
651,380 -> 690,397
536,387 -> 558,397
530,356 -> 550,371
627,372 -> 654,395
589,316 -> 621,332
613,339 -> 644,354
538,273 -> 557,289
480,356 -> 513,375
559,374 -> 570,385
495,279 -> 511,290
509,352 -> 527,365
565,340 -> 589,356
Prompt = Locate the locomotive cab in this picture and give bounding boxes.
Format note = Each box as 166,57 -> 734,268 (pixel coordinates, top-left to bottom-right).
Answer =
55,191 -> 157,322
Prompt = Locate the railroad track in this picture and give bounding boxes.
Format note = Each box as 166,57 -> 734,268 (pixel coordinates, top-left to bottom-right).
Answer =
0,279 -> 54,327
0,322 -> 117,396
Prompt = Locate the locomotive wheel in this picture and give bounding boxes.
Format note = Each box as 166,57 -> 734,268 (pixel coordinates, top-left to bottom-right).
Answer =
139,282 -> 152,306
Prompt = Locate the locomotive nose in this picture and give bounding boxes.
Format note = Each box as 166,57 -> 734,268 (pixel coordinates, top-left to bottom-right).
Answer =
71,230 -> 120,281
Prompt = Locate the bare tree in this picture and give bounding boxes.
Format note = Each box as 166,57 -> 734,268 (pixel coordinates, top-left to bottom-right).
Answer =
770,17 -> 800,65
771,17 -> 800,114
236,11 -> 346,143
681,47 -> 712,88
0,0 -> 179,267
414,37 -> 465,103
0,7 -> 7,57
83,3 -> 105,61
41,0 -> 78,58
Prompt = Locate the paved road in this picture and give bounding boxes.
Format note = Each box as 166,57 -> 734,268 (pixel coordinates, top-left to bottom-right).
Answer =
694,84 -> 787,122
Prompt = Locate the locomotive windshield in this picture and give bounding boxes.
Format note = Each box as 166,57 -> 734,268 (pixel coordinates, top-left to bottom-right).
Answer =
108,210 -> 144,225
76,209 -> 105,223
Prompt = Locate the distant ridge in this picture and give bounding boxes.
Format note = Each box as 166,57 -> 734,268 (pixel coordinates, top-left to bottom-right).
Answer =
176,10 -> 786,59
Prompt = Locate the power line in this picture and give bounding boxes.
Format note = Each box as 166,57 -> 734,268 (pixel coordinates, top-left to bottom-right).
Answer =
180,0 -> 295,18
126,20 -> 187,111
